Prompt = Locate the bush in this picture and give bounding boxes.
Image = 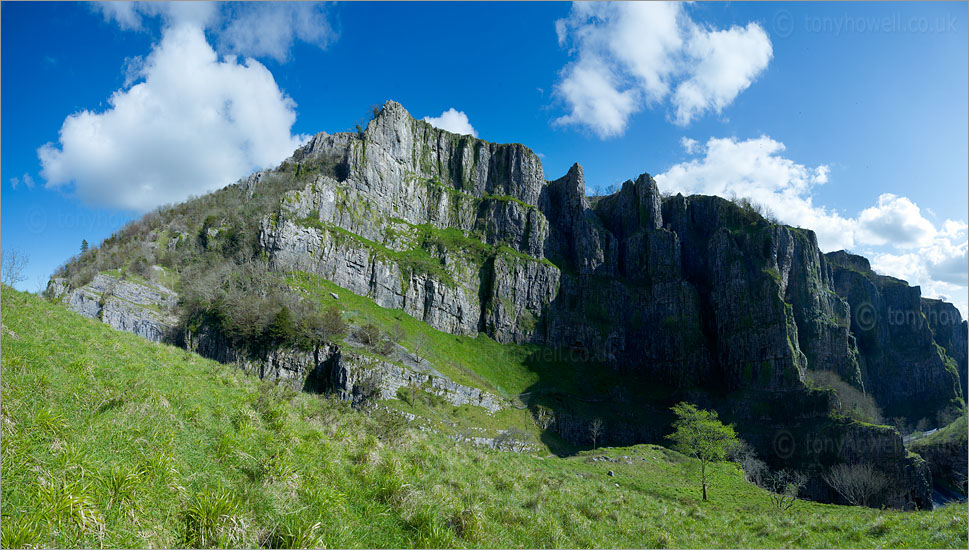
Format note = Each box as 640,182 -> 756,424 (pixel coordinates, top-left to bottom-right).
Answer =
495,428 -> 533,452
356,323 -> 383,348
732,439 -> 766,486
823,463 -> 889,507
764,469 -> 806,512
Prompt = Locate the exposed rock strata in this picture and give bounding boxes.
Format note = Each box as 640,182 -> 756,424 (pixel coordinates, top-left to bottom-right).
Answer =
51,100 -> 965,509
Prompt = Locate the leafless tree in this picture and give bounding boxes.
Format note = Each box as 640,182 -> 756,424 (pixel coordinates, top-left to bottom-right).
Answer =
732,439 -> 767,486
589,417 -> 604,449
765,469 -> 807,512
413,333 -> 430,366
355,322 -> 383,348
823,463 -> 888,507
388,320 -> 406,346
1,249 -> 29,287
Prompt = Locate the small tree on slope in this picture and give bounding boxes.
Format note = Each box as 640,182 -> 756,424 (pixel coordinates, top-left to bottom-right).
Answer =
667,402 -> 739,502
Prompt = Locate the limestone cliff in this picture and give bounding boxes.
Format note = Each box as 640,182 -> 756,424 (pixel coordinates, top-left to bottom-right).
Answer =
826,251 -> 964,423
49,100 -> 965,510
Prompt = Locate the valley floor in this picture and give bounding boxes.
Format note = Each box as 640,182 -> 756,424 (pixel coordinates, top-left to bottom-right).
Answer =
2,287 -> 967,548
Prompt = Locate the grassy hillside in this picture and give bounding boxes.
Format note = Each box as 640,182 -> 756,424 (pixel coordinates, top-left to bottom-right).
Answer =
2,287 -> 967,548
289,271 -> 674,450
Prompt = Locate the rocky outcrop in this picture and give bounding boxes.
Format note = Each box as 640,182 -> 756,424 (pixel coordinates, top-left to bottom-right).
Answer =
326,347 -> 504,413
826,251 -> 963,423
47,274 -> 177,343
910,415 -> 969,497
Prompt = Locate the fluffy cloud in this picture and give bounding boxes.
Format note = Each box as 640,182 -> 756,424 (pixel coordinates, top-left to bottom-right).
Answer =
856,194 -> 937,248
39,24 -> 307,211
423,108 -> 478,137
93,1 -> 334,61
672,23 -> 773,126
656,136 -> 849,249
554,2 -> 772,137
655,136 -> 968,315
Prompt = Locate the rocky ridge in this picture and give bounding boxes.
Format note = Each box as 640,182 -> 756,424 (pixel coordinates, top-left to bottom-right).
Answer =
48,100 -> 967,509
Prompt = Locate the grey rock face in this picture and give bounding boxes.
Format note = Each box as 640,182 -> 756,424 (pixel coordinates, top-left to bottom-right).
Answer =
826,251 -> 963,423
50,274 -> 177,343
326,347 -> 504,413
921,297 -> 968,398
260,101 -> 560,343
541,164 -> 616,275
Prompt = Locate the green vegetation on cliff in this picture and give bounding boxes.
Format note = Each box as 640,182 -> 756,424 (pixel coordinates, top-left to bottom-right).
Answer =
2,287 -> 967,548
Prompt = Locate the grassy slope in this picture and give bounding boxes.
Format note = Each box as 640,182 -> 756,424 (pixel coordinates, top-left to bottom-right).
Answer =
911,414 -> 969,449
2,287 -> 967,549
289,271 -> 674,450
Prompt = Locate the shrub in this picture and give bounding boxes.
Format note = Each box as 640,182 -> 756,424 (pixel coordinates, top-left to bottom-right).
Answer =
765,469 -> 806,512
732,439 -> 766,486
495,428 -> 533,452
823,463 -> 889,507
356,323 -> 383,348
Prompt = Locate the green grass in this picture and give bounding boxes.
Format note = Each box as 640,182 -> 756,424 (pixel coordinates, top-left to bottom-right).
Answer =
910,414 -> 968,450
288,271 -> 661,402
286,270 -> 689,451
2,286 -> 967,548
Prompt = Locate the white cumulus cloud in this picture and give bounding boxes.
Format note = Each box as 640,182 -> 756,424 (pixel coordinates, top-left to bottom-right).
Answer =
655,136 -> 968,315
856,194 -> 937,249
553,2 -> 772,137
38,23 -> 308,212
423,108 -> 478,137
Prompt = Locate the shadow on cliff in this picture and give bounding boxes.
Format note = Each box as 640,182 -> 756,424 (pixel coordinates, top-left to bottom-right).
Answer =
513,342 -> 682,457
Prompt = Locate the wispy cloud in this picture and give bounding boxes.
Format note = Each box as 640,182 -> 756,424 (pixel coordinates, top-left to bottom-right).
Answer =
9,173 -> 35,190
92,1 -> 336,62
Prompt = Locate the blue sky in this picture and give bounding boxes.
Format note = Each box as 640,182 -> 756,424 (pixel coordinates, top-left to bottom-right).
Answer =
2,1 -> 967,314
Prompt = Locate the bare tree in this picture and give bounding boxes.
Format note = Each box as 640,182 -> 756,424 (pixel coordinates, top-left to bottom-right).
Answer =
765,469 -> 807,512
355,322 -> 383,348
1,249 -> 29,287
412,333 -> 430,366
823,463 -> 888,507
589,417 -> 604,450
732,439 -> 766,486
